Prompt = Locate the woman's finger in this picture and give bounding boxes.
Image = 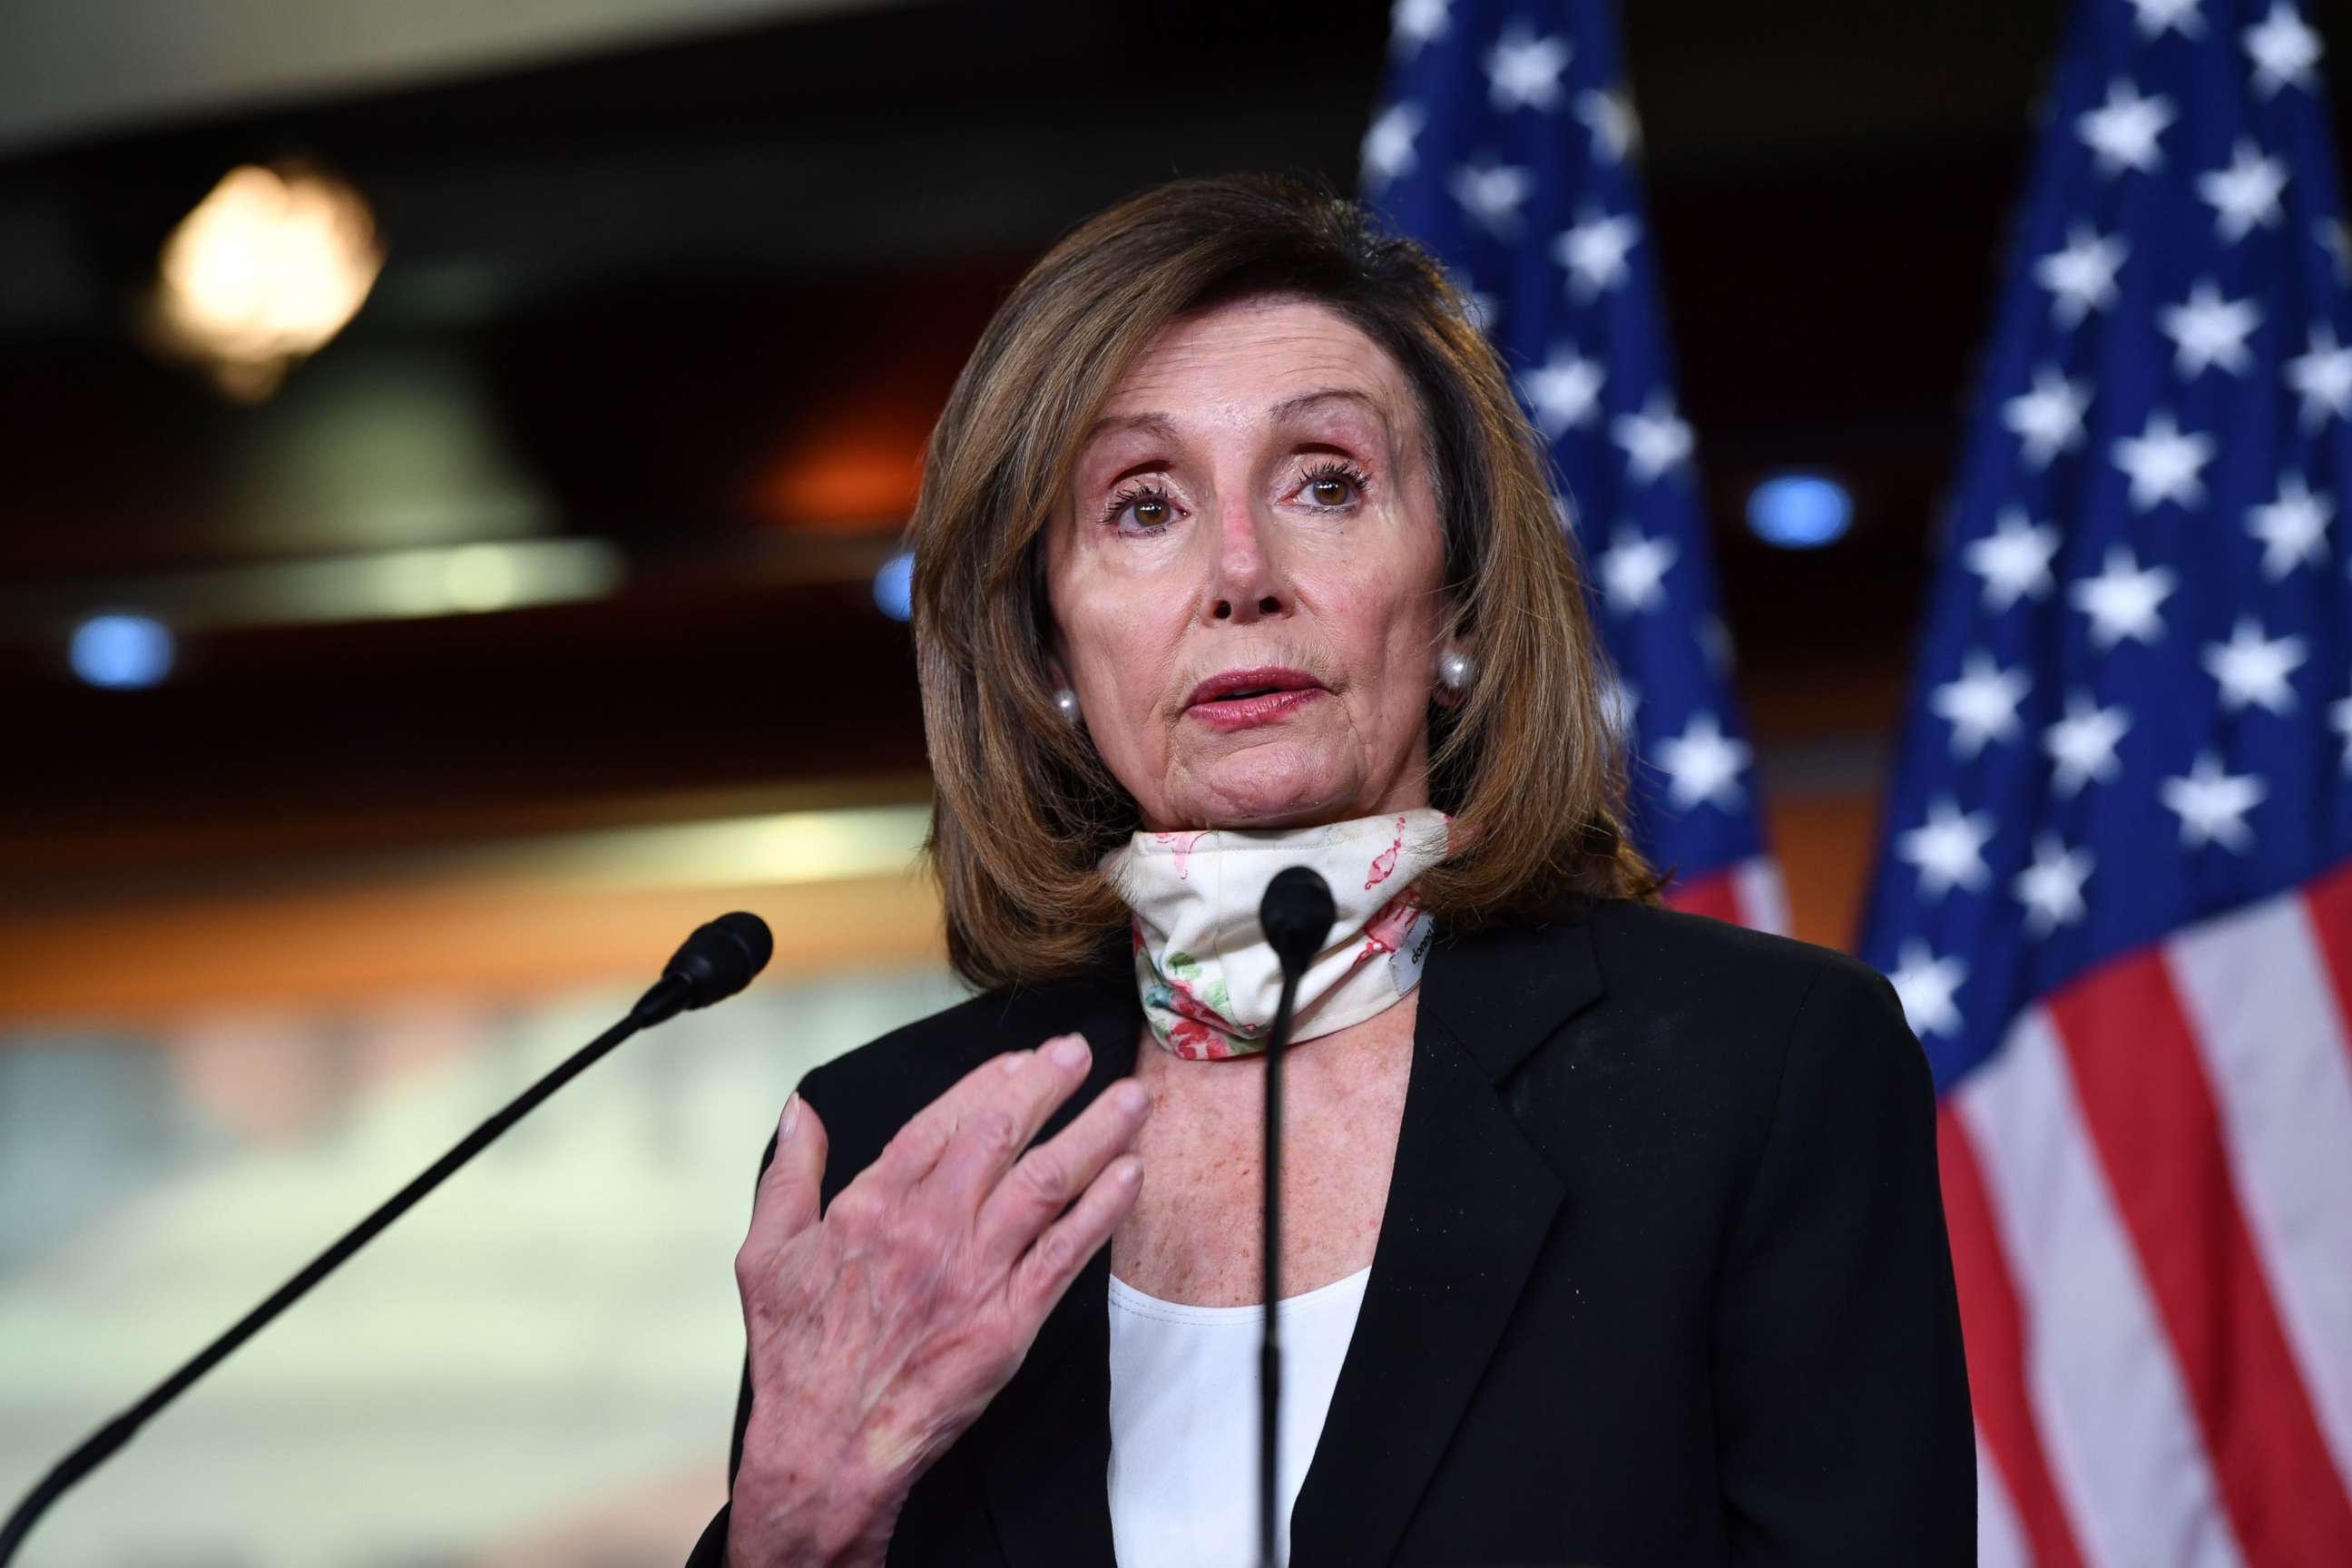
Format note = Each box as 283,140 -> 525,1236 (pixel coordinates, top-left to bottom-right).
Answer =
920,1034 -> 1098,1212
739,1093 -> 828,1271
863,1046 -> 1040,1192
1010,1154 -> 1144,1318
971,1075 -> 1150,1268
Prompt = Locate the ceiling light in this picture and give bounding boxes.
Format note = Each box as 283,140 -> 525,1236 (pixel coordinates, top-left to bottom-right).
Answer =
1746,472 -> 1853,550
70,613 -> 174,689
872,551 -> 914,622
142,162 -> 384,400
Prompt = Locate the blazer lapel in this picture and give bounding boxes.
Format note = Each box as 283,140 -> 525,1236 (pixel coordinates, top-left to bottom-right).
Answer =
975,966 -> 1140,1568
1289,900 -> 1605,1568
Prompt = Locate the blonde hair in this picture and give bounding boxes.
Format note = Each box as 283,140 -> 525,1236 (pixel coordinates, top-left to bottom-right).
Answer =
907,171 -> 1655,990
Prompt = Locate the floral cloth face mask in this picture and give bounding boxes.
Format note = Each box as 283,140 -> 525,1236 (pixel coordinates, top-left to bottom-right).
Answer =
1100,808 -> 1453,1059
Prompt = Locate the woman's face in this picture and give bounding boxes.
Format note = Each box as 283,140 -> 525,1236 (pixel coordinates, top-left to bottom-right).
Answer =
1043,294 -> 1449,831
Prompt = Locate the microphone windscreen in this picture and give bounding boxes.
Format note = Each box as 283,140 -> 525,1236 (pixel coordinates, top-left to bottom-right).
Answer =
1260,867 -> 1336,975
663,911 -> 774,1008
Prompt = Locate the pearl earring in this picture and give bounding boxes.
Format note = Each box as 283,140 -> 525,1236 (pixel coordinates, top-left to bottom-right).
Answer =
1053,686 -> 1083,723
1436,644 -> 1476,694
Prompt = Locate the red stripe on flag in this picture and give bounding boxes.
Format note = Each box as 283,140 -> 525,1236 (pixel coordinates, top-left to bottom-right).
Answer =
1936,1106 -> 2087,1568
2304,858 -> 2352,1074
1664,867 -> 1742,924
2047,950 -> 2352,1565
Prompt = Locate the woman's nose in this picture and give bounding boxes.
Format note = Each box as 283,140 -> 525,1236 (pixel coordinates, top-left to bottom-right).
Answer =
1208,496 -> 1287,622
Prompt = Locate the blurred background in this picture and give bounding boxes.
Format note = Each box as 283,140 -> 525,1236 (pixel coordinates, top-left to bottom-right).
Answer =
3,2 -> 2347,1563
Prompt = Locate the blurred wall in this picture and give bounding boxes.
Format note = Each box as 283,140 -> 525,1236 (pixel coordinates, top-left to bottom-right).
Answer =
1,962 -> 967,1567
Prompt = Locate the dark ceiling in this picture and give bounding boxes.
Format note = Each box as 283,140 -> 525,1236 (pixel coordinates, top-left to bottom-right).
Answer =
5,0 -> 2348,859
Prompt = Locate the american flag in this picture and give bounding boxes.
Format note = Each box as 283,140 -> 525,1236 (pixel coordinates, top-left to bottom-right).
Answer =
1855,1 -> 2352,1563
1359,0 -> 1786,932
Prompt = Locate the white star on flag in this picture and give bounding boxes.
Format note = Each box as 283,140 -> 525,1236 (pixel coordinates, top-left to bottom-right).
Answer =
2334,691 -> 2352,773
2003,366 -> 2091,467
2161,751 -> 2267,850
2201,617 -> 2307,714
2246,471 -> 2332,579
1389,0 -> 1451,57
2043,692 -> 2132,796
1361,102 -> 1425,189
1897,797 -> 1996,900
2157,279 -> 2261,377
1655,711 -> 1749,811
1887,940 -> 1967,1038
2243,2 -> 2321,98
2112,408 -> 2216,508
1575,87 -> 1639,163
1611,391 -> 1692,483
2014,834 -> 2094,937
2077,78 -> 2176,175
1931,651 -> 2032,759
1962,508 -> 2061,610
2034,225 -> 2128,328
2197,138 -> 2288,241
1523,346 -> 1604,434
2070,544 -> 2177,648
2286,321 -> 2352,429
1553,207 -> 1641,299
2125,0 -> 2206,38
1598,525 -> 1679,613
1485,24 -> 1571,113
1449,160 -> 1536,239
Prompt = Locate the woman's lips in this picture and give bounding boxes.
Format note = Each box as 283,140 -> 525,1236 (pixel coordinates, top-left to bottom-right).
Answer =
1185,686 -> 1327,731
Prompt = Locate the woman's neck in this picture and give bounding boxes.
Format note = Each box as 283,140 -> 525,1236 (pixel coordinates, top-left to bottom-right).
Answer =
1111,991 -> 1417,1306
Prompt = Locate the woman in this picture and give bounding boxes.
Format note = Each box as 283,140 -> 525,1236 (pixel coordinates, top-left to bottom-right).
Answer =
689,172 -> 1973,1568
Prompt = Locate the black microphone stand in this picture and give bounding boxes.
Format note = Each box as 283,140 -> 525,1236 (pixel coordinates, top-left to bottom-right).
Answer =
1257,868 -> 1334,1568
1260,960 -> 1298,1568
0,912 -> 773,1564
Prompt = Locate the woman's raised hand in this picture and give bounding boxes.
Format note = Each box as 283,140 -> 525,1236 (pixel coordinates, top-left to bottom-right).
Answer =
726,1034 -> 1149,1568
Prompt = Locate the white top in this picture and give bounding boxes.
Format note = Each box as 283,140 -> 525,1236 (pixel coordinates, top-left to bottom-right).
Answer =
1105,1265 -> 1373,1568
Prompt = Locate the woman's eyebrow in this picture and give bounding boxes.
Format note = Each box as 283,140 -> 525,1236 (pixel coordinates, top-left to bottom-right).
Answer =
1265,387 -> 1388,434
1083,388 -> 1389,447
1083,410 -> 1181,444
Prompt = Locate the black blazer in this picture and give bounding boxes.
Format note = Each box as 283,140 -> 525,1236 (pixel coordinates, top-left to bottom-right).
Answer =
687,897 -> 1975,1567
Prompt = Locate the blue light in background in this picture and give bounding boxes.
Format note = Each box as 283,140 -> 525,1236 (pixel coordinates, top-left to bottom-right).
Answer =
1745,473 -> 1853,550
872,551 -> 915,622
70,614 -> 175,689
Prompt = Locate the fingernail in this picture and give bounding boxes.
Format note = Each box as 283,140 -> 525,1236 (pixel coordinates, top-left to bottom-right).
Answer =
780,1093 -> 799,1139
1051,1035 -> 1090,1069
1114,1157 -> 1142,1185
1000,1049 -> 1031,1074
1115,1082 -> 1149,1114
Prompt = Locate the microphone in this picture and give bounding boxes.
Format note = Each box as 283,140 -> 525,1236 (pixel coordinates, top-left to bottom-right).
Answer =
1257,867 -> 1334,1568
632,909 -> 775,1026
1262,867 -> 1336,977
0,911 -> 775,1563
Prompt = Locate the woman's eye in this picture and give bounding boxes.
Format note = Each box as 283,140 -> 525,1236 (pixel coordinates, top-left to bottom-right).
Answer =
1103,485 -> 1177,532
1299,465 -> 1369,508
